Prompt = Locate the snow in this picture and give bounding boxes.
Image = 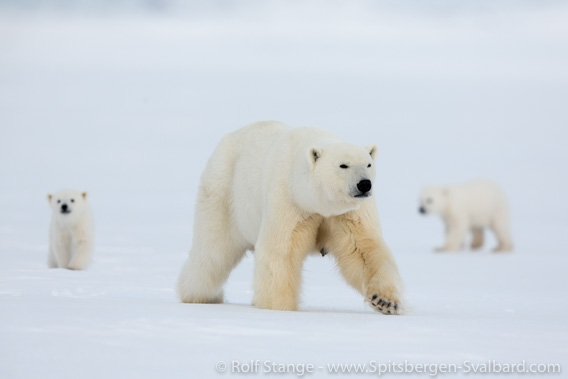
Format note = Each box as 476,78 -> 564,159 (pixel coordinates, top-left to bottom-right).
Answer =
1,1 -> 567,378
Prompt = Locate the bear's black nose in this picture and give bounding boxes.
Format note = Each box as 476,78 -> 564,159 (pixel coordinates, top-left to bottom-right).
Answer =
419,206 -> 426,214
61,204 -> 68,211
357,179 -> 372,194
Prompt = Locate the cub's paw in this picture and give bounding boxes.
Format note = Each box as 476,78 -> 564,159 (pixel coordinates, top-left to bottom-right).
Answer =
471,242 -> 483,250
492,245 -> 513,253
435,246 -> 458,253
66,263 -> 86,271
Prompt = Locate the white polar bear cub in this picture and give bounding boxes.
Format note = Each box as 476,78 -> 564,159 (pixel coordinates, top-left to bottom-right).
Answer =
177,121 -> 404,314
47,189 -> 94,270
419,180 -> 513,252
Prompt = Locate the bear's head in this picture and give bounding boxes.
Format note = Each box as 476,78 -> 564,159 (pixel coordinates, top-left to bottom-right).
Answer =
305,142 -> 378,217
418,187 -> 448,215
47,189 -> 89,223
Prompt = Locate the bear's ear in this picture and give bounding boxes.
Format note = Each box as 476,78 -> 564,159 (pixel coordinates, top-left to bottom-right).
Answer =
81,192 -> 88,200
366,144 -> 378,160
442,188 -> 449,196
308,147 -> 322,167
47,194 -> 52,203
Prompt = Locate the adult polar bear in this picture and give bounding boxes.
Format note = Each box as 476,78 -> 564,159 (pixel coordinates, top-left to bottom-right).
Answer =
177,121 -> 403,314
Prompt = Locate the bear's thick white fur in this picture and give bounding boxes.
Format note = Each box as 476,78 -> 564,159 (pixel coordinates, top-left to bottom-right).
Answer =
419,179 -> 513,252
177,121 -> 404,314
47,189 -> 94,270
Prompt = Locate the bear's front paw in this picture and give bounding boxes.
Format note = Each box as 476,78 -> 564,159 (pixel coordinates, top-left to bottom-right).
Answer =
367,291 -> 402,315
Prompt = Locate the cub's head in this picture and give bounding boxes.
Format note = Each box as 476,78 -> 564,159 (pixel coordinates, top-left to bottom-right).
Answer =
418,186 -> 448,215
47,189 -> 89,220
308,142 -> 378,216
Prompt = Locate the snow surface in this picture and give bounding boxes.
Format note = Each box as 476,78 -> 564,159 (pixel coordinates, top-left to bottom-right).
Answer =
1,1 -> 568,378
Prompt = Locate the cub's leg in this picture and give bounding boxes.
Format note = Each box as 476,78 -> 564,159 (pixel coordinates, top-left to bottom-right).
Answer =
491,210 -> 513,252
67,229 -> 93,270
318,202 -> 403,315
50,229 -> 71,268
47,247 -> 58,268
438,216 -> 468,252
253,212 -> 322,311
470,227 -> 484,250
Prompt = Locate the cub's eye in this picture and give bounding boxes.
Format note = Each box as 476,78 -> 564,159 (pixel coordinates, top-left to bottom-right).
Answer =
426,198 -> 433,204
70,199 -> 75,203
57,200 -> 61,204
340,164 -> 349,169
367,163 -> 371,168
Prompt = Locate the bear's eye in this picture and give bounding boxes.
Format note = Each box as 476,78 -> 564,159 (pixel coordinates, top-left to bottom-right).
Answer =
57,200 -> 61,204
426,198 -> 433,204
340,164 -> 349,169
367,163 -> 371,168
70,199 -> 75,203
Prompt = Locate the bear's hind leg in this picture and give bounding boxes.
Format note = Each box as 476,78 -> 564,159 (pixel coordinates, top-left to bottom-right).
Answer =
177,196 -> 248,304
177,240 -> 248,304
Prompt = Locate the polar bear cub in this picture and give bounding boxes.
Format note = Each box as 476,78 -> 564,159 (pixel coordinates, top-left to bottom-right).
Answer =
419,180 -> 513,252
177,121 -> 404,314
47,189 -> 94,270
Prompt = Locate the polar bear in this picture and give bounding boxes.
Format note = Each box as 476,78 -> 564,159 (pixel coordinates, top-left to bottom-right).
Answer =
47,189 -> 94,270
177,121 -> 404,314
418,180 -> 513,252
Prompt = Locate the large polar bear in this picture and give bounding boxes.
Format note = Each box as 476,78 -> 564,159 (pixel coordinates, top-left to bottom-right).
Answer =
419,180 -> 513,252
47,189 -> 94,270
177,121 -> 404,314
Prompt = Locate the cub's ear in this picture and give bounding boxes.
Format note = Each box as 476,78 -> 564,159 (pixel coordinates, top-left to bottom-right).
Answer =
308,147 -> 322,167
442,188 -> 449,196
81,192 -> 88,200
366,144 -> 378,160
47,194 -> 52,203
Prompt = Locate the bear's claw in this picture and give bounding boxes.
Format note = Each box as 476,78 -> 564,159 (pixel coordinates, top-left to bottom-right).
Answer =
369,293 -> 401,315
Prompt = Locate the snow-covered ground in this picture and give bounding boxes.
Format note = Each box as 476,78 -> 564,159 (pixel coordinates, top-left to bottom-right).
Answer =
1,1 -> 567,378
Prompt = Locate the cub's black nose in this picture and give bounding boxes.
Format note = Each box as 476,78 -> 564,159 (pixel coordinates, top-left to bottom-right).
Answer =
357,179 -> 372,194
61,204 -> 68,211
419,206 -> 426,214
